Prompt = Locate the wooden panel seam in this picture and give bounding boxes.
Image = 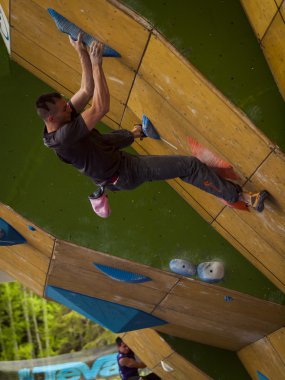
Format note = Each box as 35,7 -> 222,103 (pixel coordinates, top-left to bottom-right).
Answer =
212,219 -> 285,288
119,28 -> 153,125
260,7 -> 281,43
43,237 -> 56,297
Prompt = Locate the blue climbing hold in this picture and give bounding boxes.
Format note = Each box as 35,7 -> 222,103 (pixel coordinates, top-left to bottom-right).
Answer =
46,285 -> 166,332
169,259 -> 197,277
48,8 -> 121,57
94,263 -> 151,283
257,371 -> 270,380
224,295 -> 233,302
28,225 -> 36,231
142,115 -> 161,140
0,218 -> 26,246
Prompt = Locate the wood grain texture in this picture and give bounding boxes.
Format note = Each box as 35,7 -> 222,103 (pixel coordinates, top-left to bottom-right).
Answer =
122,329 -> 212,380
1,0 -> 9,18
153,278 -> 285,350
238,329 -> 285,380
0,202 -> 54,295
46,240 -> 285,350
262,11 -> 285,100
240,0 -> 278,39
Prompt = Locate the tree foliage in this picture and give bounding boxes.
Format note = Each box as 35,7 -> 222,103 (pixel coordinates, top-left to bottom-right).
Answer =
0,283 -> 116,360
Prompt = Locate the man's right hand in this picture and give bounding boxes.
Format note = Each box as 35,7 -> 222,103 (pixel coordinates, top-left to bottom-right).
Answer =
89,41 -> 103,67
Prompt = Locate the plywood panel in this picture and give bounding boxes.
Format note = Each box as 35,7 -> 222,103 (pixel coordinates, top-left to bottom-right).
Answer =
215,150 -> 285,292
262,12 -> 285,100
268,328 -> 285,365
212,220 -> 285,292
0,256 -> 44,296
153,352 -> 212,380
0,202 -> 54,257
33,0 -> 151,69
1,0 -> 9,18
46,241 -> 285,350
153,278 -> 285,350
11,29 -> 124,123
238,334 -> 285,380
122,329 -> 212,380
122,329 -> 173,369
47,240 -> 177,313
138,33 -> 272,176
51,240 -> 179,292
240,0 -> 278,39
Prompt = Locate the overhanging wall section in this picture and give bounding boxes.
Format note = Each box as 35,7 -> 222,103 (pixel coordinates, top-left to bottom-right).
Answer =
241,0 -> 285,101
10,0 -> 151,127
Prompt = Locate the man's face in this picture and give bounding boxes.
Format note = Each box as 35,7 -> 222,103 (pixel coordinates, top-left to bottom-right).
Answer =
118,342 -> 131,354
50,98 -> 72,125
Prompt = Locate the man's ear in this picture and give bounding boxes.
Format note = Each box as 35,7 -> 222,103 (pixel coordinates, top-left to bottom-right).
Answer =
47,115 -> 54,122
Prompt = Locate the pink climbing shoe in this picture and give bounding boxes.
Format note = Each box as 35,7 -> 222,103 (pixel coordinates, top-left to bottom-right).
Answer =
89,187 -> 111,218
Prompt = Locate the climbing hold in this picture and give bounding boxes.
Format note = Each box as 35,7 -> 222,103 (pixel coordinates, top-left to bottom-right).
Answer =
257,371 -> 270,380
142,115 -> 161,140
169,259 -> 197,277
48,8 -> 121,57
94,263 -> 152,283
197,261 -> 224,283
161,360 -> 174,372
0,218 -> 26,246
28,225 -> 36,231
224,295 -> 234,302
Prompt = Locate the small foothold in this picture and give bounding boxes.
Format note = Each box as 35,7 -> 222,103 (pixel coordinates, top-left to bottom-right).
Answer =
224,296 -> 233,302
161,360 -> 174,372
28,226 -> 36,231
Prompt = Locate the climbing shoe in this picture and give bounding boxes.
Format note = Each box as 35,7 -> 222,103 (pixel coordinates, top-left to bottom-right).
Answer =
247,190 -> 269,212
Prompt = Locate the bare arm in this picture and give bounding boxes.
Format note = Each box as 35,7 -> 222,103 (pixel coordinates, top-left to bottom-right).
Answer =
119,357 -> 146,369
81,41 -> 110,130
70,33 -> 94,113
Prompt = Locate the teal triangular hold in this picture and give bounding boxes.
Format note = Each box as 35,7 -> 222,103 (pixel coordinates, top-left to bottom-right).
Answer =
48,8 -> 121,57
0,218 -> 26,246
142,115 -> 161,140
46,285 -> 166,333
257,371 -> 270,380
94,263 -> 152,283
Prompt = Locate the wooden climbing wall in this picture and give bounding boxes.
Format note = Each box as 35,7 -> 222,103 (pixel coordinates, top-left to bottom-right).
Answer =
1,0 -> 9,18
121,329 -> 212,380
0,203 -> 55,296
9,0 -> 285,294
10,0 -> 151,126
241,0 -> 285,101
46,240 -> 285,351
238,327 -> 285,379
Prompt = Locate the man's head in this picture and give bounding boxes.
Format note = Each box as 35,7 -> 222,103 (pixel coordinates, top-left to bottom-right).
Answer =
116,337 -> 131,354
35,92 -> 72,127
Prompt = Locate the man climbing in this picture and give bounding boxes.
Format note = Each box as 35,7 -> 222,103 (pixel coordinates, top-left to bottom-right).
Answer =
36,34 -> 268,214
116,337 -> 161,380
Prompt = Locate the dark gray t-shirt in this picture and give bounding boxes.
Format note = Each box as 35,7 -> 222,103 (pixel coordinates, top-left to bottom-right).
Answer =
43,104 -> 121,182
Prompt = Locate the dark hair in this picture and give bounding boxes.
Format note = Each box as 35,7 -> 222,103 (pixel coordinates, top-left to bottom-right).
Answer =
116,337 -> 123,346
35,92 -> 62,120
